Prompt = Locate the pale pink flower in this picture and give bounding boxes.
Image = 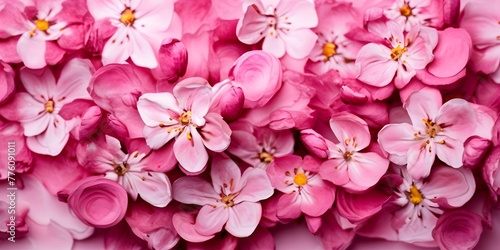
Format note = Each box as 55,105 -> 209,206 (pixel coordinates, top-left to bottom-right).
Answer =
87,0 -> 175,68
460,1 -> 500,83
79,135 -> 173,207
356,20 -> 437,88
266,155 -> 335,220
390,165 -> 475,244
227,121 -> 294,169
378,91 -> 477,179
312,112 -> 389,192
172,156 -> 274,238
236,0 -> 318,59
137,78 -> 231,174
0,58 -> 93,156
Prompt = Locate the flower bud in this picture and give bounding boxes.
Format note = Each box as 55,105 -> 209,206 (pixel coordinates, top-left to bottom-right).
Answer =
78,106 -> 102,140
300,129 -> 329,159
463,136 -> 492,168
220,86 -> 244,121
159,38 -> 188,83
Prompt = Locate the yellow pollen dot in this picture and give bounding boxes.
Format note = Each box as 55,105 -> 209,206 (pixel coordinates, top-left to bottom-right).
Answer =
179,111 -> 192,126
120,8 -> 135,27
322,42 -> 337,61
221,193 -> 237,207
259,151 -> 274,163
344,151 -> 354,161
45,100 -> 54,113
114,163 -> 129,176
35,19 -> 50,31
399,3 -> 413,17
293,173 -> 308,186
391,45 -> 407,60
408,185 -> 423,204
422,119 -> 442,138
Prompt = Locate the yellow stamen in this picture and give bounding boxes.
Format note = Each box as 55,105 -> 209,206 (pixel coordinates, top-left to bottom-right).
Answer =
422,119 -> 442,138
179,111 -> 192,126
35,19 -> 50,31
114,163 -> 129,176
391,45 -> 407,60
293,173 -> 308,186
322,42 -> 337,61
120,8 -> 135,27
45,100 -> 54,113
408,185 -> 423,204
399,3 -> 413,17
259,151 -> 274,163
221,193 -> 237,207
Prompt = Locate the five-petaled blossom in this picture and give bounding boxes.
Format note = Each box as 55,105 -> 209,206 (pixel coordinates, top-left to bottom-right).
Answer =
137,77 -> 231,174
308,112 -> 389,192
0,59 -> 93,156
356,20 -> 437,88
266,155 -> 335,220
237,0 -> 318,59
172,156 -> 274,238
378,91 -> 477,179
87,0 -> 175,68
79,135 -> 172,207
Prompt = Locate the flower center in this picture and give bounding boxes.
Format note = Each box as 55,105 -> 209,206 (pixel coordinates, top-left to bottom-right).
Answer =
422,119 -> 442,138
259,151 -> 274,163
322,42 -> 337,61
35,19 -> 50,31
343,151 -> 354,161
391,45 -> 407,60
399,3 -> 413,17
408,185 -> 423,205
220,193 -> 237,207
293,173 -> 308,186
45,100 -> 55,113
179,111 -> 192,126
114,163 -> 129,176
120,8 -> 135,27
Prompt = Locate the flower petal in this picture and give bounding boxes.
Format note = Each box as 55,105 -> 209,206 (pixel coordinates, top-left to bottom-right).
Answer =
195,205 -> 229,236
226,202 -> 262,237
172,176 -> 218,206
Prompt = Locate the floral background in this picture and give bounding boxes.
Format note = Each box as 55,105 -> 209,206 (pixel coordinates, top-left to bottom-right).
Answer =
0,0 -> 499,249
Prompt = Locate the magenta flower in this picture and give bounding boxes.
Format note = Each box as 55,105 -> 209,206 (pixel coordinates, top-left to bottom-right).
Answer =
79,135 -> 173,207
266,155 -> 335,220
237,0 -> 318,59
172,156 -> 274,238
137,78 -> 232,174
311,112 -> 389,192
87,0 -> 175,68
432,210 -> 483,250
378,91 -> 476,179
0,59 -> 93,156
355,20 -> 437,88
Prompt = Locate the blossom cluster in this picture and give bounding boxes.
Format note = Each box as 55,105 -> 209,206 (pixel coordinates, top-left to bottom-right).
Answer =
0,0 -> 499,249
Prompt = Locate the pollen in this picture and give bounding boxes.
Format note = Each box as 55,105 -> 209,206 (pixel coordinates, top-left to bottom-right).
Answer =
293,173 -> 308,186
259,151 -> 274,163
221,193 -> 237,207
422,119 -> 442,138
343,151 -> 354,161
179,111 -> 192,126
114,163 -> 129,176
390,45 -> 407,60
35,19 -> 50,31
408,185 -> 423,205
322,42 -> 337,61
399,3 -> 412,17
120,8 -> 135,27
45,100 -> 55,113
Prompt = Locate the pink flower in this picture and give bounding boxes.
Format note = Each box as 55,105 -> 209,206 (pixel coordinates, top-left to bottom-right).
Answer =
79,135 -> 173,207
87,0 -> 175,68
315,112 -> 389,192
0,62 -> 14,105
390,165 -> 475,244
227,121 -> 294,169
60,176 -> 128,228
237,0 -> 318,59
172,156 -> 274,238
460,1 -> 500,83
137,77 -> 231,174
356,21 -> 437,88
266,155 -> 335,220
228,50 -> 282,108
158,38 -> 188,83
378,90 -> 477,179
432,210 -> 483,250
0,58 -> 93,156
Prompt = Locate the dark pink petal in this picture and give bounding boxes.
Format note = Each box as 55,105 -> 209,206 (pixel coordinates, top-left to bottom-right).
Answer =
305,215 -> 322,234
300,129 -> 330,159
226,202 -> 262,237
219,86 -> 244,121
172,177 -> 218,206
172,212 -> 214,243
422,166 -> 475,208
427,28 -> 471,78
158,38 -> 188,83
462,136 -> 492,168
336,188 -> 390,224
195,206 -> 229,236
239,227 -> 274,250
432,210 -> 483,250
0,62 -> 15,105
